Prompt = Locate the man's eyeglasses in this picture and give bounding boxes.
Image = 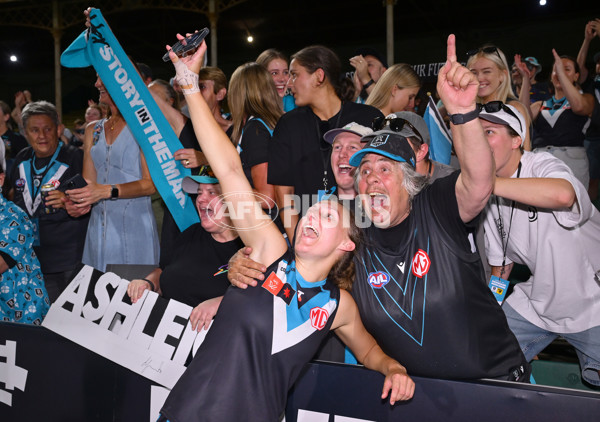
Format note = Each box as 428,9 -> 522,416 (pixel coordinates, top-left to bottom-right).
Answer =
466,46 -> 502,61
371,116 -> 424,144
479,101 -> 523,132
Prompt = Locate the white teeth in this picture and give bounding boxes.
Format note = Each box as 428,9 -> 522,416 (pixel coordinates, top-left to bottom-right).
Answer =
302,224 -> 319,238
338,164 -> 352,174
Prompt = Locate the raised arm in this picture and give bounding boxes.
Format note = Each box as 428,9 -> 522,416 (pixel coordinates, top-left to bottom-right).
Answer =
437,35 -> 494,223
168,37 -> 286,265
577,19 -> 600,84
553,49 -> 595,116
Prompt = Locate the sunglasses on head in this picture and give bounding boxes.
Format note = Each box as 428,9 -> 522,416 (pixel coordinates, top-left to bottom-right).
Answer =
466,46 -> 502,61
371,116 -> 424,144
198,165 -> 216,178
479,101 -> 523,132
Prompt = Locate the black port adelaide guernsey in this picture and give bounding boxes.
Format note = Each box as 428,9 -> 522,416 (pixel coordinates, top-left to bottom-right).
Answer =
161,248 -> 340,422
352,173 -> 527,379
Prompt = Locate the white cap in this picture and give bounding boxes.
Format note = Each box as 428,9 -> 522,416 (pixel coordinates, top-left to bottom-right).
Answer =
323,122 -> 373,144
479,103 -> 527,145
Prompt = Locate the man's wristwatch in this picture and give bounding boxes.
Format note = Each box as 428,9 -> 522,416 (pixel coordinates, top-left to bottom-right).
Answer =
448,107 -> 480,125
110,184 -> 119,200
363,79 -> 375,89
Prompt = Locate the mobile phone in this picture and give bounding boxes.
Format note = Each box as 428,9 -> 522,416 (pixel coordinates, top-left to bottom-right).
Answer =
58,174 -> 88,192
162,28 -> 210,62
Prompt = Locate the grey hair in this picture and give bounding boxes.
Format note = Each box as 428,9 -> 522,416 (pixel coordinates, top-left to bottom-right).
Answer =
354,159 -> 429,202
21,101 -> 60,129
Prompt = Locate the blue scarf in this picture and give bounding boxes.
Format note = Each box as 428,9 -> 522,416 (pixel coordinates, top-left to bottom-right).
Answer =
60,8 -> 199,231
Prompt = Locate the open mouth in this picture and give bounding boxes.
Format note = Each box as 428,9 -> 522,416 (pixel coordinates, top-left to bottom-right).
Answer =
199,206 -> 214,218
368,192 -> 388,209
302,224 -> 319,238
338,164 -> 353,175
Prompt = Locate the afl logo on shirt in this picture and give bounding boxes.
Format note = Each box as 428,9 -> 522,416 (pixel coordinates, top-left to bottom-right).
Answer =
411,249 -> 431,278
368,271 -> 390,288
310,307 -> 330,330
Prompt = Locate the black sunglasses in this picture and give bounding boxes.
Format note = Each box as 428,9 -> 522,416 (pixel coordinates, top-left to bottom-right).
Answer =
479,101 -> 523,132
197,165 -> 216,178
466,46 -> 502,61
372,116 -> 424,144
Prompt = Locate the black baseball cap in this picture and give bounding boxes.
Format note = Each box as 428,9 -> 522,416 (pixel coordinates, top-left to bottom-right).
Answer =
354,47 -> 388,69
349,130 -> 416,168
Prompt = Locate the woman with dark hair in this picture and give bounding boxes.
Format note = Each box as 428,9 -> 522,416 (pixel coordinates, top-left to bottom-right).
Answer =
158,36 -> 414,422
518,51 -> 595,188
267,45 -> 383,240
229,62 -> 282,213
256,48 -> 296,112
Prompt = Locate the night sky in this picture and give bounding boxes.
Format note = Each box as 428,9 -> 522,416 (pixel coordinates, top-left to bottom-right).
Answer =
0,0 -> 598,117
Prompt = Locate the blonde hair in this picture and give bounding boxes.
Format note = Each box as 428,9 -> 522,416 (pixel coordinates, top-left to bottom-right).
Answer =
365,64 -> 421,110
228,62 -> 283,144
256,49 -> 288,68
467,45 -> 516,102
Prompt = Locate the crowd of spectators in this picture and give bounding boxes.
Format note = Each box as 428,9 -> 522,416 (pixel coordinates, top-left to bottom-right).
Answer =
1,14 -> 599,396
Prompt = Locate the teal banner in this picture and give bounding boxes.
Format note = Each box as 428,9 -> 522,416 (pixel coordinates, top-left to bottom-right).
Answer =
60,8 -> 199,231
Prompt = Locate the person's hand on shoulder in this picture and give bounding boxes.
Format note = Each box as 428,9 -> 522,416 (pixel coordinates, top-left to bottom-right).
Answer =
227,246 -> 267,289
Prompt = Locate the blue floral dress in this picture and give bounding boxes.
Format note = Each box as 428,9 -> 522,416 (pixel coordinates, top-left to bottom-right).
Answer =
0,194 -> 49,324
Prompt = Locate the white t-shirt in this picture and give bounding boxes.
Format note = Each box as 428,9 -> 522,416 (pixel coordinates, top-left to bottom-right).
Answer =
484,151 -> 600,333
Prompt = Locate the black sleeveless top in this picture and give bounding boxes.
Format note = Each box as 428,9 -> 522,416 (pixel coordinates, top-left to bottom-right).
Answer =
161,248 -> 340,422
533,96 -> 590,148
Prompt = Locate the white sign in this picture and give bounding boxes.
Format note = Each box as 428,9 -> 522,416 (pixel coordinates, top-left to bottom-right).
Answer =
0,340 -> 28,406
42,265 -> 211,389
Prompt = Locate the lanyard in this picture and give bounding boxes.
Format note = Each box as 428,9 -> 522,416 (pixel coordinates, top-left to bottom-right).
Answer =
29,142 -> 63,201
494,161 -> 521,277
314,102 -> 344,192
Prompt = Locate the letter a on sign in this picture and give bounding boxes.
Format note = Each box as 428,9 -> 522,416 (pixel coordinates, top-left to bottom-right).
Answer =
411,249 -> 431,278
309,307 -> 329,330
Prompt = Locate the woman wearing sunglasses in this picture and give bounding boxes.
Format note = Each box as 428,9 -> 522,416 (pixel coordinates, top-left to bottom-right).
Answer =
127,166 -> 243,332
467,45 -> 532,150
479,103 -> 600,389
157,36 -> 414,422
516,50 -> 595,189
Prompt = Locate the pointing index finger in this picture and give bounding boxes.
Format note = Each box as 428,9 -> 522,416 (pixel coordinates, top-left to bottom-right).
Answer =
447,34 -> 457,64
